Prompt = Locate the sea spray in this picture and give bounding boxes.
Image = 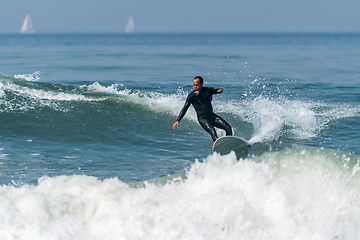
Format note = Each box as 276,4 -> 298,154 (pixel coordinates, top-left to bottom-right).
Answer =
1,147 -> 360,239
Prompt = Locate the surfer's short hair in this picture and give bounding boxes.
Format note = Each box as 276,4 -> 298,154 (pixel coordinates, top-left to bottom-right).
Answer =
194,76 -> 203,83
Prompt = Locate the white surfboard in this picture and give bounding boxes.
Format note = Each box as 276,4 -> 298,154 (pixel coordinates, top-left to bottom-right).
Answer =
213,136 -> 250,159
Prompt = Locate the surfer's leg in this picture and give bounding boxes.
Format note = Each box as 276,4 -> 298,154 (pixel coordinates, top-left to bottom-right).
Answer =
213,114 -> 232,136
198,117 -> 218,142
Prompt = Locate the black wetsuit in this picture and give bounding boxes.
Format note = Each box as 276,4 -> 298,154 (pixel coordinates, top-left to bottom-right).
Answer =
176,87 -> 232,141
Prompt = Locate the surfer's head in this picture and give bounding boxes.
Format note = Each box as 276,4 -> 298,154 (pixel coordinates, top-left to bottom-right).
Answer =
193,76 -> 204,91
194,76 -> 203,83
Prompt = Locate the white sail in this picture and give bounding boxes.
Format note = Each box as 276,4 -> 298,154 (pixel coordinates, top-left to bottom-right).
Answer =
125,16 -> 135,33
21,14 -> 35,34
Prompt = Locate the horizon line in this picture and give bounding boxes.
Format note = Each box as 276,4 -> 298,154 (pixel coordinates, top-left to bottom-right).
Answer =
1,31 -> 360,35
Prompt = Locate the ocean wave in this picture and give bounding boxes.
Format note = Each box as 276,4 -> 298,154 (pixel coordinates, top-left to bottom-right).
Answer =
1,78 -> 359,145
1,146 -> 360,239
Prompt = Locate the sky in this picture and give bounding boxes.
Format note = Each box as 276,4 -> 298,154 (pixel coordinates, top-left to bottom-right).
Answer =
0,0 -> 359,33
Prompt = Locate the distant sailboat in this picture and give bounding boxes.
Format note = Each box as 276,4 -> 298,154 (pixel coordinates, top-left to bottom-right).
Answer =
125,16 -> 135,33
21,14 -> 35,34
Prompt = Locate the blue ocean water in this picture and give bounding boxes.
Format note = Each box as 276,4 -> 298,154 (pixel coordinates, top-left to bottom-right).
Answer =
0,33 -> 360,239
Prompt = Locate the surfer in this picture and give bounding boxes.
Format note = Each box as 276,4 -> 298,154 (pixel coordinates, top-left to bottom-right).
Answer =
173,76 -> 232,141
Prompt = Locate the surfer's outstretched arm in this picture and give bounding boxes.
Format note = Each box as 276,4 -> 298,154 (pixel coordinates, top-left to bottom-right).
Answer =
173,94 -> 192,130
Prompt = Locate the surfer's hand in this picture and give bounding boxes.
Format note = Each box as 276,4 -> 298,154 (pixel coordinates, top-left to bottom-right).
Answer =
217,88 -> 223,93
173,121 -> 179,130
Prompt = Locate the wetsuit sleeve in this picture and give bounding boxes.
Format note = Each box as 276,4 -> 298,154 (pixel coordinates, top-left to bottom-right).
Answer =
210,87 -> 221,94
176,93 -> 192,122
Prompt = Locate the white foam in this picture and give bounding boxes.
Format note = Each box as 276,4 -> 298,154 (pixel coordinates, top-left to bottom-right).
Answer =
0,80 -> 99,112
245,96 -> 318,143
87,82 -> 198,121
213,94 -> 360,144
86,82 -> 124,95
0,83 -> 5,98
1,147 -> 360,239
14,85 -> 88,102
14,72 -> 41,82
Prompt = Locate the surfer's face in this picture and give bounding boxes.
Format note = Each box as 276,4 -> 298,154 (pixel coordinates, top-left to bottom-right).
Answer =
193,78 -> 203,91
